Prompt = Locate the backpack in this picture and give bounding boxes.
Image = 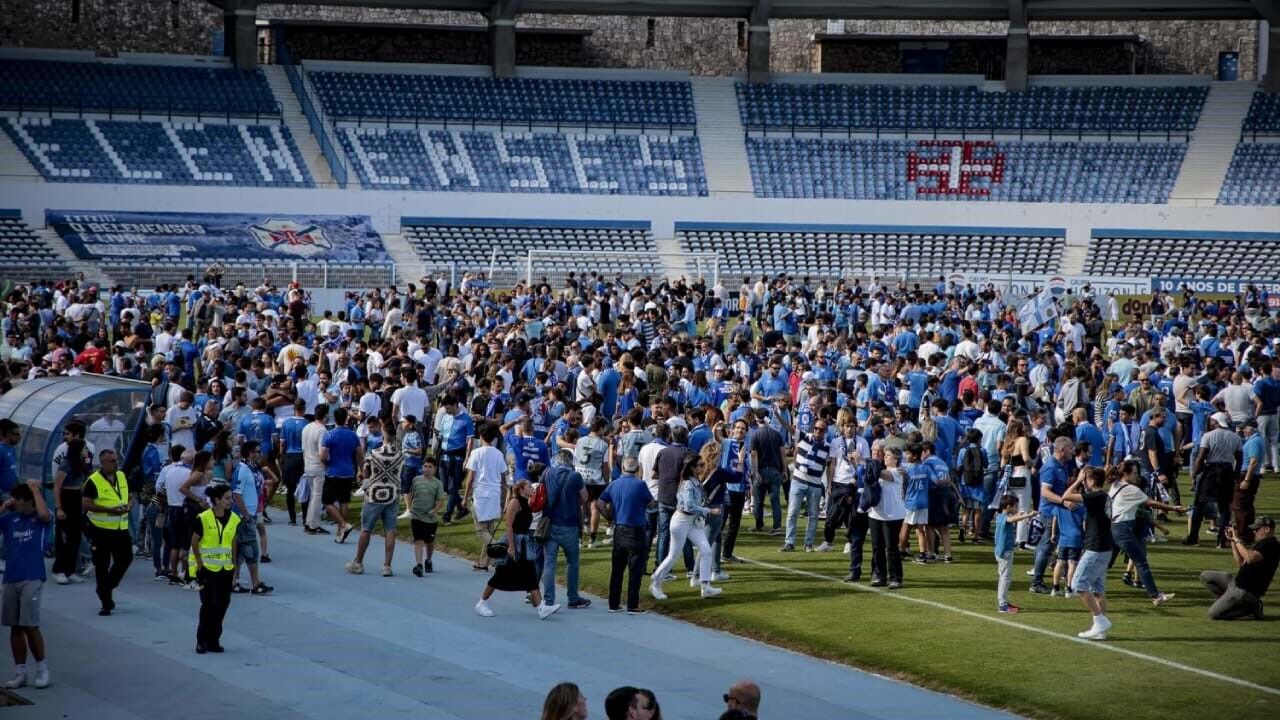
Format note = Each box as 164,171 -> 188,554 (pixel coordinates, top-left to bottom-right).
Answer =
961,445 -> 986,487
363,444 -> 403,505
530,481 -> 548,513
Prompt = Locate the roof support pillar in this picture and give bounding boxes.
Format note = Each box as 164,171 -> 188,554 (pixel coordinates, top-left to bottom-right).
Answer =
1005,0 -> 1028,91
486,0 -> 522,78
222,0 -> 258,70
747,0 -> 772,83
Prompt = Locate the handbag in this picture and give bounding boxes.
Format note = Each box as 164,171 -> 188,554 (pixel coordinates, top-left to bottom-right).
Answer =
485,514 -> 510,560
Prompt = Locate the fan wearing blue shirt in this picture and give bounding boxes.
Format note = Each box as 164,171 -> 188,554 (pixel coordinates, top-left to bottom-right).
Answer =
1072,407 -> 1106,468
903,444 -> 933,565
320,408 -> 362,543
596,457 -> 654,613
1,481 -> 52,689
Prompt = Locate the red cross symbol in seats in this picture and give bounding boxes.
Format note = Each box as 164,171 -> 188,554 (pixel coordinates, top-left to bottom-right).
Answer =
906,140 -> 1005,196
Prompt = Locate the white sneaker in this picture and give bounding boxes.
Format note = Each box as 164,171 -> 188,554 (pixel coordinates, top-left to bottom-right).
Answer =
3,669 -> 26,689
68,573 -> 87,584
345,561 -> 364,575
605,526 -> 614,537
1152,592 -> 1176,607
78,565 -> 94,578
1064,591 -> 1079,599
537,603 -> 561,620
1096,615 -> 1112,633
700,584 -> 723,598
649,582 -> 668,601
184,581 -> 198,591
712,571 -> 731,582
1050,588 -> 1060,598
32,667 -> 49,689
689,574 -> 700,588
815,542 -> 833,552
397,511 -> 412,520
52,573 -> 70,585
661,573 -> 678,582
843,542 -> 852,555
381,565 -> 393,577
474,600 -> 495,617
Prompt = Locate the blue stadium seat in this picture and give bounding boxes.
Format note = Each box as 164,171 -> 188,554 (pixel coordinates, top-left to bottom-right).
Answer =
1242,91 -> 1280,134
744,137 -> 1183,204
339,128 -> 706,196
311,72 -> 696,126
3,117 -> 313,188
1086,232 -> 1280,278
0,213 -> 70,281
1217,143 -> 1280,206
736,83 -> 1207,134
0,59 -> 277,115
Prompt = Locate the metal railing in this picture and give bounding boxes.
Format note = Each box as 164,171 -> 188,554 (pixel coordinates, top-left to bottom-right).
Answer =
3,93 -> 282,124
100,259 -> 394,292
743,115 -> 1195,142
278,46 -> 349,188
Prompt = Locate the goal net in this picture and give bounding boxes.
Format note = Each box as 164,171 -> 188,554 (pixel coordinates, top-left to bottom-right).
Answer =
524,249 -> 719,289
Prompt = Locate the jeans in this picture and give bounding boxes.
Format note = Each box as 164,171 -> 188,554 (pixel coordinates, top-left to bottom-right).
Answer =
785,482 -> 823,547
440,450 -> 467,521
655,504 -> 694,575
721,492 -> 747,559
1111,520 -> 1160,597
654,512 -> 713,586
541,524 -> 582,605
753,467 -> 782,530
1258,413 -> 1280,471
143,504 -> 166,573
869,517 -> 904,583
997,552 -> 1014,606
1031,507 -> 1056,586
705,509 -> 725,574
129,502 -> 142,546
847,512 -> 870,578
609,525 -> 649,610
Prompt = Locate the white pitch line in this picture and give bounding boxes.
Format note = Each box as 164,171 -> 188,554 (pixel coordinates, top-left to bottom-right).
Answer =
739,556 -> 1280,698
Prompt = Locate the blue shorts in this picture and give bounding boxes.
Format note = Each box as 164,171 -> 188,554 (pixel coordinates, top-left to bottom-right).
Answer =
400,465 -> 422,494
1071,549 -> 1108,595
361,502 -> 399,533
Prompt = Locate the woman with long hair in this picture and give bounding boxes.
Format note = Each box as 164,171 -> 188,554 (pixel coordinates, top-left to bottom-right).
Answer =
540,682 -> 588,720
697,439 -> 731,584
474,478 -> 561,620
999,417 -> 1035,545
650,454 -> 723,600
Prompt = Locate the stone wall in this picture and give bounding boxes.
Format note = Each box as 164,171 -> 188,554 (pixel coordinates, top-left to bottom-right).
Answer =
0,1 -> 1261,80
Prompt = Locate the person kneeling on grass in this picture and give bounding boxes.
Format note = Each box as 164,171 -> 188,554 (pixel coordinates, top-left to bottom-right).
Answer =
1062,466 -> 1113,640
1201,517 -> 1277,621
2,482 -> 53,690
994,494 -> 1038,614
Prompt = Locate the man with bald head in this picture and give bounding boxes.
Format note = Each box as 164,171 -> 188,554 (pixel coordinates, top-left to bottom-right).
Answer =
723,679 -> 761,718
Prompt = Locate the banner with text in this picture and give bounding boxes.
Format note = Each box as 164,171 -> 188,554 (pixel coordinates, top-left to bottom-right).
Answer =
944,272 -> 1150,297
1151,277 -> 1280,295
47,210 -> 389,263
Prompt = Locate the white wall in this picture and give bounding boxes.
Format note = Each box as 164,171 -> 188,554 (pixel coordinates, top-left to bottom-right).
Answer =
4,181 -> 1277,245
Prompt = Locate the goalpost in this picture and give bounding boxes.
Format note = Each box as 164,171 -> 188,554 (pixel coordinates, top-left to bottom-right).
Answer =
525,248 -> 720,288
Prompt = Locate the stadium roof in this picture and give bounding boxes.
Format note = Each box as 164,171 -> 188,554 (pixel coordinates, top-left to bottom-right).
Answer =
246,0 -> 1272,22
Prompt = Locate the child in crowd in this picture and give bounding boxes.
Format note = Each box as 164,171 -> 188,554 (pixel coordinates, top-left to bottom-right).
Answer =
994,494 -> 1038,614
1052,493 -> 1086,598
408,456 -> 445,576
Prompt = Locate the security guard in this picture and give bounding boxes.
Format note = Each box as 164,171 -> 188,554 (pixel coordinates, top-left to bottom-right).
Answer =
191,484 -> 239,654
82,449 -> 134,616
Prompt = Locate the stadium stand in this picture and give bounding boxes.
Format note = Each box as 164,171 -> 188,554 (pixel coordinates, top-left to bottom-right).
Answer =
1084,229 -> 1280,279
310,72 -> 696,126
0,211 -> 70,282
745,138 -> 1183,203
3,117 -> 314,187
676,222 -> 1064,280
0,58 -> 277,116
736,83 -> 1207,134
339,128 -> 706,195
1242,91 -> 1280,134
401,218 -> 660,281
1217,143 -> 1280,206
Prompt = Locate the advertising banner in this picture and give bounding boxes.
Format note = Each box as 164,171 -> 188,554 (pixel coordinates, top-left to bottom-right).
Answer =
1151,277 -> 1280,295
944,272 -> 1149,297
47,210 -> 388,263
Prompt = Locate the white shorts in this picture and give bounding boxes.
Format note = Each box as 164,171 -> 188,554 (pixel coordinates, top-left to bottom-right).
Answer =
904,509 -> 930,526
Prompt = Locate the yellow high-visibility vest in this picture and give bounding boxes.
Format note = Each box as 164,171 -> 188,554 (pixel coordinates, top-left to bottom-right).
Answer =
86,470 -> 129,531
189,509 -> 241,575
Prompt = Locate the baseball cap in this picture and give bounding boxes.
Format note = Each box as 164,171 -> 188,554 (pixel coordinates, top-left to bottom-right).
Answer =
1249,517 -> 1275,532
1210,412 -> 1231,427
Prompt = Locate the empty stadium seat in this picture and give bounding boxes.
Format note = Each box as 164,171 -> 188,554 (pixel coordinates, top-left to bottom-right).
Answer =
0,214 -> 71,282
340,128 -> 706,196
1085,233 -> 1280,278
736,83 -> 1207,134
3,117 -> 313,188
676,224 -> 1064,279
402,220 -> 661,280
310,72 -> 695,126
745,137 -> 1183,204
1217,143 -> 1280,206
0,58 -> 277,116
1242,91 -> 1280,134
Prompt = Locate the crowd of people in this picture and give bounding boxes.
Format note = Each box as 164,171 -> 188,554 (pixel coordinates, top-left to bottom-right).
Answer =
0,268 -> 1278,698
537,678 -> 762,720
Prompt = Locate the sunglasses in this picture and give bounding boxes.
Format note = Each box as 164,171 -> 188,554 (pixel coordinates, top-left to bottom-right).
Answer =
724,694 -> 737,704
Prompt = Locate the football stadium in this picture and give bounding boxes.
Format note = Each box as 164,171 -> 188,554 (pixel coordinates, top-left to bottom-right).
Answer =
0,1 -> 1279,718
